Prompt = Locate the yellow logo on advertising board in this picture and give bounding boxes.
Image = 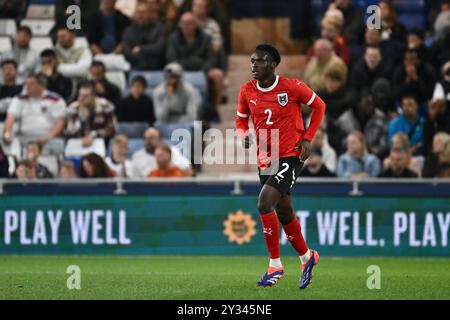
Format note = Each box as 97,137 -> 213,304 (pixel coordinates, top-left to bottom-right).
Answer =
223,210 -> 257,245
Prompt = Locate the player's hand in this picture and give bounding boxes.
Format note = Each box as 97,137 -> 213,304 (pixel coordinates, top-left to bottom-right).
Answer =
242,135 -> 252,149
295,139 -> 311,162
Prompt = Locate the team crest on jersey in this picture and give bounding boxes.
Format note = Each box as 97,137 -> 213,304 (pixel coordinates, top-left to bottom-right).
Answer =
277,93 -> 288,106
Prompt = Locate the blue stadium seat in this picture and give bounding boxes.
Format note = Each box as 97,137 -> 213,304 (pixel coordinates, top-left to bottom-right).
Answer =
117,122 -> 149,138
398,13 -> 426,30
63,156 -> 82,174
394,0 -> 425,12
183,71 -> 208,98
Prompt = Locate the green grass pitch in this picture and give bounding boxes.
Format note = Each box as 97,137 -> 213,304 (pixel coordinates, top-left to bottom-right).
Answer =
0,255 -> 449,300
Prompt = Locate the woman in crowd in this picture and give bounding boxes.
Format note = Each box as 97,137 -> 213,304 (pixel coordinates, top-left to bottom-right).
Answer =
79,153 -> 114,178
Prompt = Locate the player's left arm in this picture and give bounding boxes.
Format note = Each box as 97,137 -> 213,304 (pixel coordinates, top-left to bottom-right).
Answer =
293,80 -> 326,161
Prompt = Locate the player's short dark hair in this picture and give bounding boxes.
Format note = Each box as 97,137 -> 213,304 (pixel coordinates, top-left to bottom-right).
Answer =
78,81 -> 95,94
254,44 -> 281,66
26,141 -> 43,153
131,75 -> 147,88
1,59 -> 18,69
40,48 -> 57,59
17,25 -> 32,37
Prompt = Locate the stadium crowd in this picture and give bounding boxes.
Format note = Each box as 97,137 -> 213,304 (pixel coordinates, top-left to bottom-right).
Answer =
0,0 -> 450,180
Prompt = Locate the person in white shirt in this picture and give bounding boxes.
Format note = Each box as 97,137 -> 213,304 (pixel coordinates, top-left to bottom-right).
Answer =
2,74 -> 66,146
105,134 -> 136,178
54,27 -> 93,79
1,26 -> 39,84
131,127 -> 193,177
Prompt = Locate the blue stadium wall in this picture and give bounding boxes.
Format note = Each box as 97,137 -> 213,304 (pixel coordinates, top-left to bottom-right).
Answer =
0,181 -> 449,257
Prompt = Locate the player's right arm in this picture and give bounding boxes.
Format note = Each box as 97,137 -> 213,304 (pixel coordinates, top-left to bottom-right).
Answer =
235,86 -> 251,148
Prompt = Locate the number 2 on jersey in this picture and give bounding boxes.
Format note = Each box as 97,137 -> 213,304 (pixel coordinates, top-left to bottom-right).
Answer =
264,109 -> 273,125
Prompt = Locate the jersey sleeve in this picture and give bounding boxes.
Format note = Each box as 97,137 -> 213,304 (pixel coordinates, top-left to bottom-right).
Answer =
293,80 -> 326,141
235,86 -> 250,138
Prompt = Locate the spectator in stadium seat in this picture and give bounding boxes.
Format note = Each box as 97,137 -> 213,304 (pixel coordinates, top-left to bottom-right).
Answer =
433,0 -> 450,41
105,134 -> 136,178
122,1 -> 166,70
54,0 -> 100,36
388,93 -> 425,156
38,49 -> 73,102
2,74 -> 66,146
79,152 -> 113,178
116,76 -> 155,125
0,60 -> 22,121
423,132 -> 450,177
300,147 -> 336,178
392,48 -> 436,104
371,78 -> 396,117
336,131 -> 381,178
88,0 -> 131,55
54,27 -> 93,79
310,129 -> 337,173
407,29 -> 430,63
337,90 -> 388,158
306,16 -> 350,65
14,160 -> 36,181
167,12 -> 224,120
153,62 -> 200,123
192,0 -> 223,54
88,61 -> 121,107
131,127 -> 192,177
58,160 -> 77,179
332,0 -> 364,46
192,0 -> 227,70
350,46 -> 391,94
378,0 -> 407,43
0,144 -> 9,178
424,61 -> 450,154
23,141 -> 53,179
384,133 -> 422,177
1,26 -> 38,83
0,0 -> 26,19
148,145 -> 187,178
303,39 -> 347,92
317,68 -> 353,123
65,82 -> 116,147
379,147 -> 418,178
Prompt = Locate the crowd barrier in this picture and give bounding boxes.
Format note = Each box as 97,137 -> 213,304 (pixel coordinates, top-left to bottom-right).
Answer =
0,178 -> 449,257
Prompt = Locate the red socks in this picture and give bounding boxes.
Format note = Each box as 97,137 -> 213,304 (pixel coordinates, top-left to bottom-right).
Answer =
282,214 -> 308,256
259,212 -> 280,259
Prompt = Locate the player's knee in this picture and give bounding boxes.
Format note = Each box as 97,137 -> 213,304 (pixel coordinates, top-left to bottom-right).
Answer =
257,198 -> 275,214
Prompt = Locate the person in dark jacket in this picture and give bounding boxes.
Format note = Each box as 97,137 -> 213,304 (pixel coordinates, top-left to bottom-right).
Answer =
300,148 -> 336,178
379,147 -> 418,178
0,144 -> 9,178
123,2 -> 166,70
87,0 -> 130,55
116,76 -> 155,125
88,61 -> 121,107
350,46 -> 391,94
38,49 -> 73,102
167,12 -> 224,121
392,48 -> 437,104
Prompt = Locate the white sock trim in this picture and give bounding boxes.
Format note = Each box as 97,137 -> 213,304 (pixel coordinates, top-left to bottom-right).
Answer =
269,258 -> 282,268
299,249 -> 311,264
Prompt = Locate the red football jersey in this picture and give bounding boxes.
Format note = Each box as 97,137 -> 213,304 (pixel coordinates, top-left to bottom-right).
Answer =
236,75 -> 325,168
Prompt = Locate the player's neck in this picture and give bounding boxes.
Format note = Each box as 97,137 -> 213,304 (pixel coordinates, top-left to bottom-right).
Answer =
258,74 -> 277,89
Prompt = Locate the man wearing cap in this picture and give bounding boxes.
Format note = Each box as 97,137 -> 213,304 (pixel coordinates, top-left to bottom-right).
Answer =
153,62 -> 200,123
